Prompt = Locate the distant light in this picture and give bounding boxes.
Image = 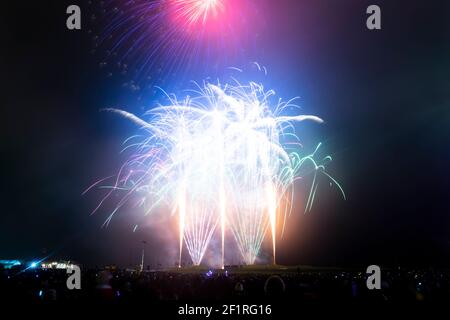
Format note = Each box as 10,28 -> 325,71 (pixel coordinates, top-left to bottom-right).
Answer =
29,262 -> 38,268
41,261 -> 73,270
38,290 -> 43,297
0,260 -> 21,269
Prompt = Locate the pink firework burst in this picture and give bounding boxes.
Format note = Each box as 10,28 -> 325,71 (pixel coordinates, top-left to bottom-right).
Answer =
92,0 -> 262,85
171,0 -> 225,26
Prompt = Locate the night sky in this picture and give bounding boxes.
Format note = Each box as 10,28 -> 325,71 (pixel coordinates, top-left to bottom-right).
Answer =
1,0 -> 450,268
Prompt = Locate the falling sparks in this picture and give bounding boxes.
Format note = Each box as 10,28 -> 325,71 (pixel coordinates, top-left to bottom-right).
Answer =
93,0 -> 253,84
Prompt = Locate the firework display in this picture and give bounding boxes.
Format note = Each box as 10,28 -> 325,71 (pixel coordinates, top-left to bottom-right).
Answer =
3,0 -> 449,310
88,80 -> 345,267
86,0 -> 345,268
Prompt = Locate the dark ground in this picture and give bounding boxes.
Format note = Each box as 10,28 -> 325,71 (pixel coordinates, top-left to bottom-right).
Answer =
2,265 -> 449,303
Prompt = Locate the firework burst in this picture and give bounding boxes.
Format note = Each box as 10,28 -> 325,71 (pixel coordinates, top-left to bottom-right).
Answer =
87,79 -> 345,267
173,0 -> 225,26
91,0 -> 256,85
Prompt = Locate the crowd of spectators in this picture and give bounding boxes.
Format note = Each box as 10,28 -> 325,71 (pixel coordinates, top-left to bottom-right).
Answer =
1,265 -> 449,304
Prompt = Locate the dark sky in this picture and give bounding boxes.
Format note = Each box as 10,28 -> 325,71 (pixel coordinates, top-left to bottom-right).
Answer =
1,0 -> 449,268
